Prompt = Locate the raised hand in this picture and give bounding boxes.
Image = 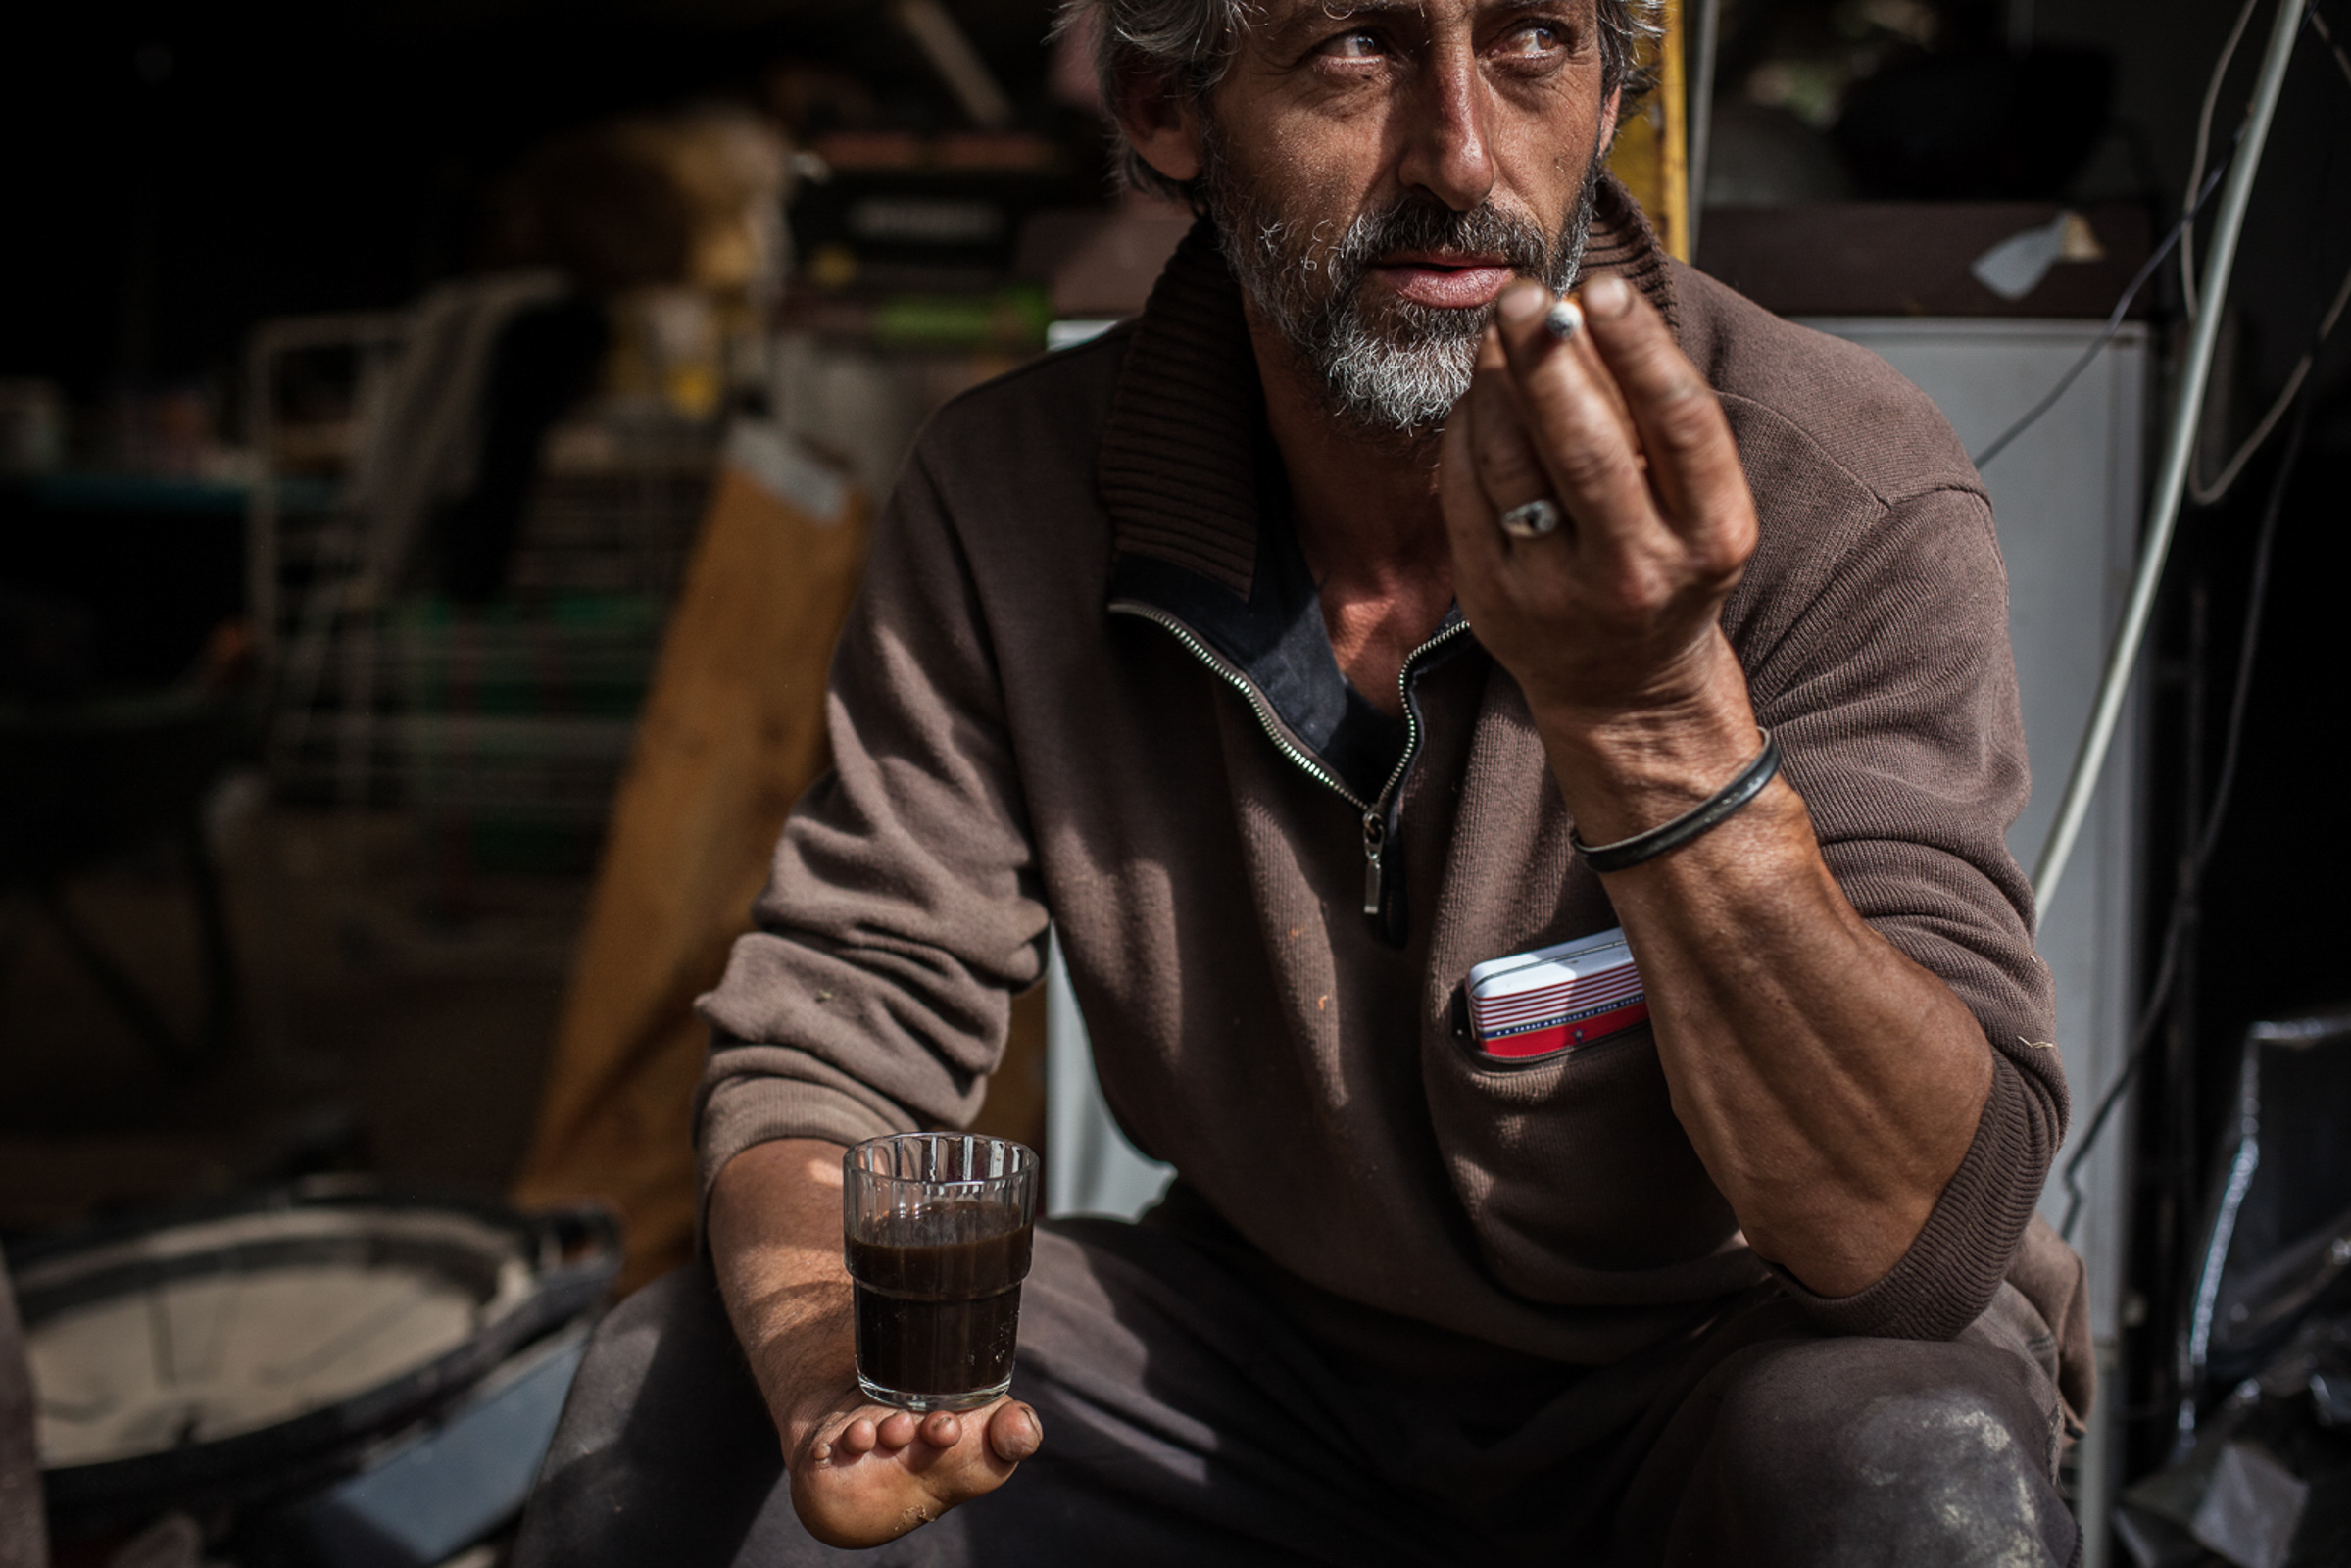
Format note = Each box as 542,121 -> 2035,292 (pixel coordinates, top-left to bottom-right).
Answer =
1439,273 -> 1761,808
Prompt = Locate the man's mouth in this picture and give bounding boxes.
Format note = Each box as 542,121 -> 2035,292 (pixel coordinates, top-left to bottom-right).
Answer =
1364,251 -> 1519,310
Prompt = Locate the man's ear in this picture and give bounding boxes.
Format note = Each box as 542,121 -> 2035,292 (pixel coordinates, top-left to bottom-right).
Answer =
1115,70 -> 1204,184
1597,85 -> 1622,152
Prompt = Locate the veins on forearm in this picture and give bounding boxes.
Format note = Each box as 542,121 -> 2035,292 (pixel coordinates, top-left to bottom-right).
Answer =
1613,812 -> 1992,1294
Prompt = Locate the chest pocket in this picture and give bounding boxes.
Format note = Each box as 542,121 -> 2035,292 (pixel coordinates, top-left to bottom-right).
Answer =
1463,927 -> 1649,1064
1429,925 -> 1750,1295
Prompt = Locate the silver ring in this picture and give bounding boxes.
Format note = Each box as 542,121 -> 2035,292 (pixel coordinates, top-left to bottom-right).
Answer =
1497,498 -> 1562,540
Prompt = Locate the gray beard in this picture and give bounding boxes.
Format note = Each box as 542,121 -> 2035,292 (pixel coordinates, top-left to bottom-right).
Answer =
1203,146 -> 1601,441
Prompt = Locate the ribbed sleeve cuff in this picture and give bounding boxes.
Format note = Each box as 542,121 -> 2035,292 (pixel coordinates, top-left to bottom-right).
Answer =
697,1073 -> 914,1215
1770,1052 -> 2051,1340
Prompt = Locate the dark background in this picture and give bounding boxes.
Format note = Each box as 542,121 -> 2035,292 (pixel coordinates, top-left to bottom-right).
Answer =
5,1 -> 2345,406
0,0 -> 1080,405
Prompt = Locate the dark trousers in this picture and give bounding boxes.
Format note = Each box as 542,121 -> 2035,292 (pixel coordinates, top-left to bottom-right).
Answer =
514,1217 -> 2081,1567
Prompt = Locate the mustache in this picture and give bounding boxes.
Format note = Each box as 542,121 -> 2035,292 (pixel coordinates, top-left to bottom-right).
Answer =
1321,197 -> 1560,288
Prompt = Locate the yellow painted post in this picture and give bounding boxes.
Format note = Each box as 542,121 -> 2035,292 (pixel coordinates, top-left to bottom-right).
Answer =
1605,0 -> 1690,261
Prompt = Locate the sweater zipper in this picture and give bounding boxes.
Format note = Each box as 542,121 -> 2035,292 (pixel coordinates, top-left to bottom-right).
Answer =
1108,601 -> 1363,805
1362,620 -> 1469,917
1110,600 -> 1467,924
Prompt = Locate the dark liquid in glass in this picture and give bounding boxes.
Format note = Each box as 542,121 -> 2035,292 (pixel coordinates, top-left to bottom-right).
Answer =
848,1209 -> 1034,1398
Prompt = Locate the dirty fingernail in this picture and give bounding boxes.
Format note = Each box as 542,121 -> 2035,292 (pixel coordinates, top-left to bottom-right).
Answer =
990,1403 -> 1038,1459
1498,282 -> 1548,324
1543,298 -> 1584,340
1585,275 -> 1632,318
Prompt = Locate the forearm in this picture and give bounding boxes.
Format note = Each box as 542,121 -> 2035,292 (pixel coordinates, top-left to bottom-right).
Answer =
1536,638 -> 1994,1298
708,1137 -> 856,1448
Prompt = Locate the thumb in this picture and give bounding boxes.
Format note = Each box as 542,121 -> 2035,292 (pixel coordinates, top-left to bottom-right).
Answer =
986,1400 -> 1043,1463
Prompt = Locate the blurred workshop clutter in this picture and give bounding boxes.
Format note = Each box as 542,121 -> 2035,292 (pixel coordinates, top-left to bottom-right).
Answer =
488,107 -> 791,426
1696,0 -> 2116,209
507,430 -> 868,1295
2110,1011 -> 2351,1568
0,2 -> 1122,1556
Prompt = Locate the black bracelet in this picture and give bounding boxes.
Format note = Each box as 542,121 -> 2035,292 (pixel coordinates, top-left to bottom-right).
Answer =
1571,729 -> 1783,873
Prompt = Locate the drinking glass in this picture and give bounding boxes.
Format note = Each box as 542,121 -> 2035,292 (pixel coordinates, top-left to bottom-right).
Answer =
843,1133 -> 1039,1412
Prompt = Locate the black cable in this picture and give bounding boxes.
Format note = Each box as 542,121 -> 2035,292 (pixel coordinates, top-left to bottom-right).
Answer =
2190,3 -> 2351,503
1983,2 -> 2351,478
2059,384 -> 2315,1243
1973,143 -> 2241,473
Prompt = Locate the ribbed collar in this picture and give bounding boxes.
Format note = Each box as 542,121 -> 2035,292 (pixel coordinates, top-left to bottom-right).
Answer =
1098,173 -> 1679,601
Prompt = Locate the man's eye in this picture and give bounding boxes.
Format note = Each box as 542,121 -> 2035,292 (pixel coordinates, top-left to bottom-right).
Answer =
1497,22 -> 1562,56
1318,29 -> 1385,59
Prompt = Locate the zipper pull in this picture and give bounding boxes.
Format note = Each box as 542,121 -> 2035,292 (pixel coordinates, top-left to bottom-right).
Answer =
1362,811 -> 1386,917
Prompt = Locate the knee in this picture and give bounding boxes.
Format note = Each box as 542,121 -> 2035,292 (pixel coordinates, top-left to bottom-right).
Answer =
514,1266 -> 782,1568
539,1269 -> 705,1467
1700,1339 -> 2076,1567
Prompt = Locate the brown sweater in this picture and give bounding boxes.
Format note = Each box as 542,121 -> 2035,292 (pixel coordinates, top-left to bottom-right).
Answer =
697,182 -> 2069,1367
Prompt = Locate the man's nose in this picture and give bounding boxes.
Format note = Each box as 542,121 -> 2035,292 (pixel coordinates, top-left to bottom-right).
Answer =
1395,40 -> 1496,211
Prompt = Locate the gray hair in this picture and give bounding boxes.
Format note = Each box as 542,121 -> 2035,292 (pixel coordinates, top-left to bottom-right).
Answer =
1060,0 -> 1665,201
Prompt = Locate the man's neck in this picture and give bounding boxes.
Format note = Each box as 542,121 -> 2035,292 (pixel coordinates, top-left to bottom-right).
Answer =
1243,306 -> 1457,714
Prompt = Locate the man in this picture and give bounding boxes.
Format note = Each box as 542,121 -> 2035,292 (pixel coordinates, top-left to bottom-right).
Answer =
517,0 -> 2091,1562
